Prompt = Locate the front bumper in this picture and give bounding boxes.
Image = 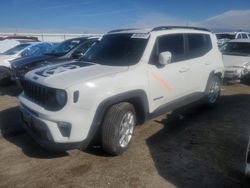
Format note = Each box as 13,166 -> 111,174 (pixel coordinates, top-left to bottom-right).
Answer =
20,104 -> 85,151
224,67 -> 250,80
224,70 -> 241,80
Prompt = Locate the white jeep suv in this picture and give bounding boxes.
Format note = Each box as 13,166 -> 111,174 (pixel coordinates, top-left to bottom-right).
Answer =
19,26 -> 224,155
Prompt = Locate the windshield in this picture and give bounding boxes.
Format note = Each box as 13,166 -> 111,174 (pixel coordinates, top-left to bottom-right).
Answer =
220,42 -> 250,56
21,43 -> 55,57
216,34 -> 235,40
3,43 -> 30,55
48,39 -> 83,55
81,34 -> 149,66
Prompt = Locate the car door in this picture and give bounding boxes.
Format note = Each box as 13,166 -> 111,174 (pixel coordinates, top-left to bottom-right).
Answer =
185,33 -> 213,91
147,34 -> 193,110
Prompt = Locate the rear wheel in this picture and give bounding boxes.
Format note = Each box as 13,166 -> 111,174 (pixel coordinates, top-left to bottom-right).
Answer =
205,76 -> 221,107
102,102 -> 136,156
0,67 -> 12,86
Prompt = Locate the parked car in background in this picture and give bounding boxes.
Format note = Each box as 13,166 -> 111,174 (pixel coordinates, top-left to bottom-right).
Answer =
0,35 -> 39,53
11,36 -> 99,84
0,35 -> 39,42
220,39 -> 250,82
0,39 -> 21,53
0,42 -> 55,85
216,32 -> 250,47
19,26 -> 223,155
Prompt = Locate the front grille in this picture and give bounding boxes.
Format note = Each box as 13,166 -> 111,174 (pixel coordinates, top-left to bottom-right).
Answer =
22,79 -> 48,106
225,70 -> 235,74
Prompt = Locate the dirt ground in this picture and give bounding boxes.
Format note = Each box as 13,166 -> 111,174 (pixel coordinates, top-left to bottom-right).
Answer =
0,83 -> 250,188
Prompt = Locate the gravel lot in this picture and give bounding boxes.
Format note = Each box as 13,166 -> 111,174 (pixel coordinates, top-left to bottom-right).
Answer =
0,83 -> 250,188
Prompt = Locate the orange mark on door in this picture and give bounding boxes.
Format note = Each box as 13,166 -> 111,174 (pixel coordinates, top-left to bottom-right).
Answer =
150,71 -> 172,92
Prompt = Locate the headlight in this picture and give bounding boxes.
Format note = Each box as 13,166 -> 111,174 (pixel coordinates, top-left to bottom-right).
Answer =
46,89 -> 67,111
242,62 -> 250,75
243,62 -> 250,69
55,89 -> 67,106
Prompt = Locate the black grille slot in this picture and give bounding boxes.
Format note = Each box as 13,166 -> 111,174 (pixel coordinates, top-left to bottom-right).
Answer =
22,79 -> 48,107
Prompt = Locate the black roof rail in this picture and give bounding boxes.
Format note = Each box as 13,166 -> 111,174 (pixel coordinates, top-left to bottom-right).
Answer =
152,26 -> 210,32
108,28 -> 140,33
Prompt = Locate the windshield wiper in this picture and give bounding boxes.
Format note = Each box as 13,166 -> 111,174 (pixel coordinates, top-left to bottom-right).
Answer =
44,52 -> 64,56
80,57 -> 95,62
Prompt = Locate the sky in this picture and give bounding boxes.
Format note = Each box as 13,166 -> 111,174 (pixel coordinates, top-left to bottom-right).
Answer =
0,0 -> 249,33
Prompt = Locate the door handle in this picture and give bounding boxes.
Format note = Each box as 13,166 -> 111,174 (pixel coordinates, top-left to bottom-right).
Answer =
179,67 -> 190,73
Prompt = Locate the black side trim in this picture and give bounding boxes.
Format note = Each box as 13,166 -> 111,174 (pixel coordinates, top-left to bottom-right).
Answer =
148,92 -> 206,120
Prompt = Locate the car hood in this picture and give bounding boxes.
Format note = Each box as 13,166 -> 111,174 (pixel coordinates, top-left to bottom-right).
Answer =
0,55 -> 17,67
223,54 -> 250,67
25,61 -> 129,89
0,54 -> 16,61
11,55 -> 55,69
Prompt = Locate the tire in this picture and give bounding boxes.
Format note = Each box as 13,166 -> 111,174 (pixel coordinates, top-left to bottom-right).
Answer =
102,102 -> 136,156
241,76 -> 250,85
0,67 -> 12,86
205,75 -> 221,107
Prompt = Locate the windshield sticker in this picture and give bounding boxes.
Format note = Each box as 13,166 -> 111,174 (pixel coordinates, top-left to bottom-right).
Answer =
131,33 -> 150,39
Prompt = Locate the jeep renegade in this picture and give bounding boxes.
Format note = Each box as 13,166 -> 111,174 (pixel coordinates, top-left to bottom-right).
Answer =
19,26 -> 224,155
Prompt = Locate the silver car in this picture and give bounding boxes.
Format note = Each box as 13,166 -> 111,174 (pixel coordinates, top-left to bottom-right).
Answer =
221,39 -> 250,82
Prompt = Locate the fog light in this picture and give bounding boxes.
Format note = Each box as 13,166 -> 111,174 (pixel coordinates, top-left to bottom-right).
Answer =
46,131 -> 53,141
57,122 -> 72,137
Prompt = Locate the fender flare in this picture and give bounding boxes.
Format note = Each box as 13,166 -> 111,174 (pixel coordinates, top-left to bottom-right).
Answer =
204,70 -> 223,93
208,69 -> 223,81
82,90 -> 149,148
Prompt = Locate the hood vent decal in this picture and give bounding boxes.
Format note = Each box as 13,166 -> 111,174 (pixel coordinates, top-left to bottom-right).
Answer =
36,62 -> 94,77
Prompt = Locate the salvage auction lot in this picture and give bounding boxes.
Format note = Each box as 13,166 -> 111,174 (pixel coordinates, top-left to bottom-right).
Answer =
0,84 -> 250,188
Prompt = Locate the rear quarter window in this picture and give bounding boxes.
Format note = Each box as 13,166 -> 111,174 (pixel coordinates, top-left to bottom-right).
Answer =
242,33 -> 248,39
186,34 -> 212,59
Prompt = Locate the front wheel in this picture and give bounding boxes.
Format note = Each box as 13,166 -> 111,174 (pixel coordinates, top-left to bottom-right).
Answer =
205,76 -> 221,107
102,102 -> 136,156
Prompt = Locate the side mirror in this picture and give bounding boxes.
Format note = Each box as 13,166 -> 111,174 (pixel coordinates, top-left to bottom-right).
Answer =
158,51 -> 172,66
